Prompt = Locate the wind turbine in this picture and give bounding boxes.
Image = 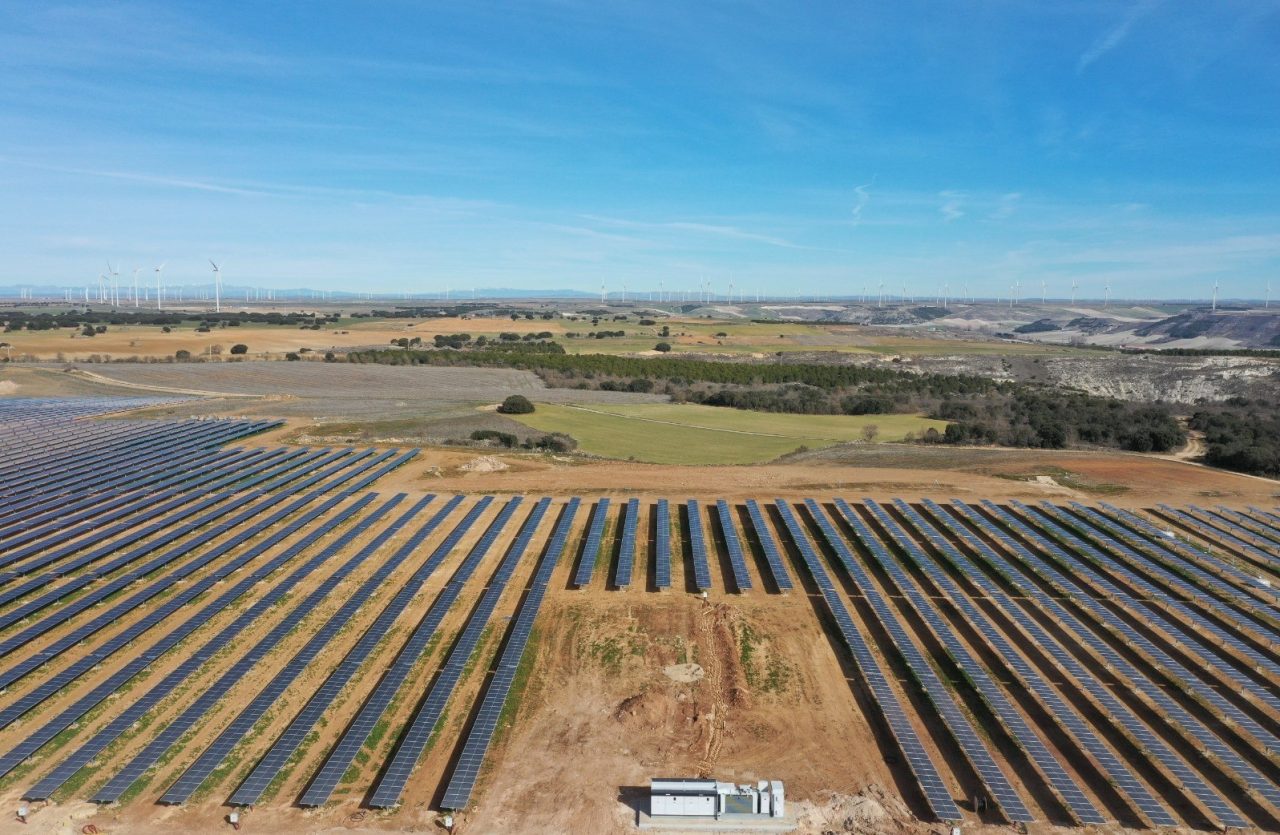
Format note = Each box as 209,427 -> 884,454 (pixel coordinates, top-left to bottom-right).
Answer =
877,281 -> 884,308
154,263 -> 166,310
209,259 -> 222,313
1266,281 -> 1271,309
1212,280 -> 1218,312
1104,281 -> 1111,308
1071,279 -> 1078,305
943,282 -> 949,309
1041,280 -> 1046,304
600,282 -> 606,304
106,261 -> 120,306
132,268 -> 141,307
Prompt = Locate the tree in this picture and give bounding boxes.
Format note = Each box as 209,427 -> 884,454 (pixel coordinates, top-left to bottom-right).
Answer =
861,424 -> 880,443
285,352 -> 301,361
497,394 -> 535,414
175,349 -> 192,361
81,325 -> 95,337
654,342 -> 672,353
230,344 -> 248,355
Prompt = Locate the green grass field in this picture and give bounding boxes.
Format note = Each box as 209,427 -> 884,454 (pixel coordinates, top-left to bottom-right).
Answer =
509,402 -> 948,464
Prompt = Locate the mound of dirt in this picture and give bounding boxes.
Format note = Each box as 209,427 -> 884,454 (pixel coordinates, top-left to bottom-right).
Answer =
795,785 -> 924,835
459,455 -> 510,473
663,662 -> 705,683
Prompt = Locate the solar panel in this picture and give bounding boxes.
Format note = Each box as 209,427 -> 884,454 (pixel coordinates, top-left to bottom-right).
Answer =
613,498 -> 639,588
686,500 -> 713,591
745,500 -> 793,590
715,500 -> 752,592
654,500 -> 672,590
439,498 -> 581,810
572,499 -> 610,587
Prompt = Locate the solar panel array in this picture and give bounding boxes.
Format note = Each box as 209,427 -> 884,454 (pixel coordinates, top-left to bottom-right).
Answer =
910,499 -> 1178,828
744,499 -> 793,590
653,499 -> 672,589
685,500 -> 713,591
90,494 -> 412,803
613,498 -> 639,588
974,500 -> 1253,827
811,501 -> 1033,823
299,496 -> 522,807
5,398 -> 1280,829
856,500 -> 1103,825
769,500 -> 961,822
439,498 -> 581,810
715,500 -> 752,592
572,498 -> 610,586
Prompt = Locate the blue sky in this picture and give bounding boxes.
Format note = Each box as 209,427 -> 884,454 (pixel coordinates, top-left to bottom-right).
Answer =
2,1 -> 1278,299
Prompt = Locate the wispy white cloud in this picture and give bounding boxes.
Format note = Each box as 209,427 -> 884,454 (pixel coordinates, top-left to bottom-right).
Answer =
989,192 -> 1022,221
939,190 -> 965,223
850,179 -> 874,225
1078,0 -> 1165,73
581,214 -> 814,250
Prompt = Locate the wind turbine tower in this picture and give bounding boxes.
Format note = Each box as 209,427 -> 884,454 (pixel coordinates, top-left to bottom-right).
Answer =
1212,281 -> 1218,312
1071,279 -> 1078,305
209,259 -> 222,313
1041,280 -> 1046,304
132,268 -> 141,307
155,263 -> 166,310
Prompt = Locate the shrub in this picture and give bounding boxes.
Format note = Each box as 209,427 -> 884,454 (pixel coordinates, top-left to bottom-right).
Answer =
654,342 -> 672,353
174,349 -> 192,361
470,429 -> 518,448
497,394 -> 535,414
285,352 -> 301,361
230,344 -> 248,355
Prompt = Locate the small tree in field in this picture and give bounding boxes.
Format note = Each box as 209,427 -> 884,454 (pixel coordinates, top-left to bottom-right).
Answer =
230,344 -> 248,355
654,342 -> 672,353
498,394 -> 535,414
861,424 -> 880,443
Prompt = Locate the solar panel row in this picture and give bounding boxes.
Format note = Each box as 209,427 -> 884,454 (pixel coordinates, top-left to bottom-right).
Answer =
744,499 -> 793,591
715,500 -> 752,593
613,498 -> 639,588
686,500 -> 712,591
653,499 -> 672,590
572,498 -> 610,587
